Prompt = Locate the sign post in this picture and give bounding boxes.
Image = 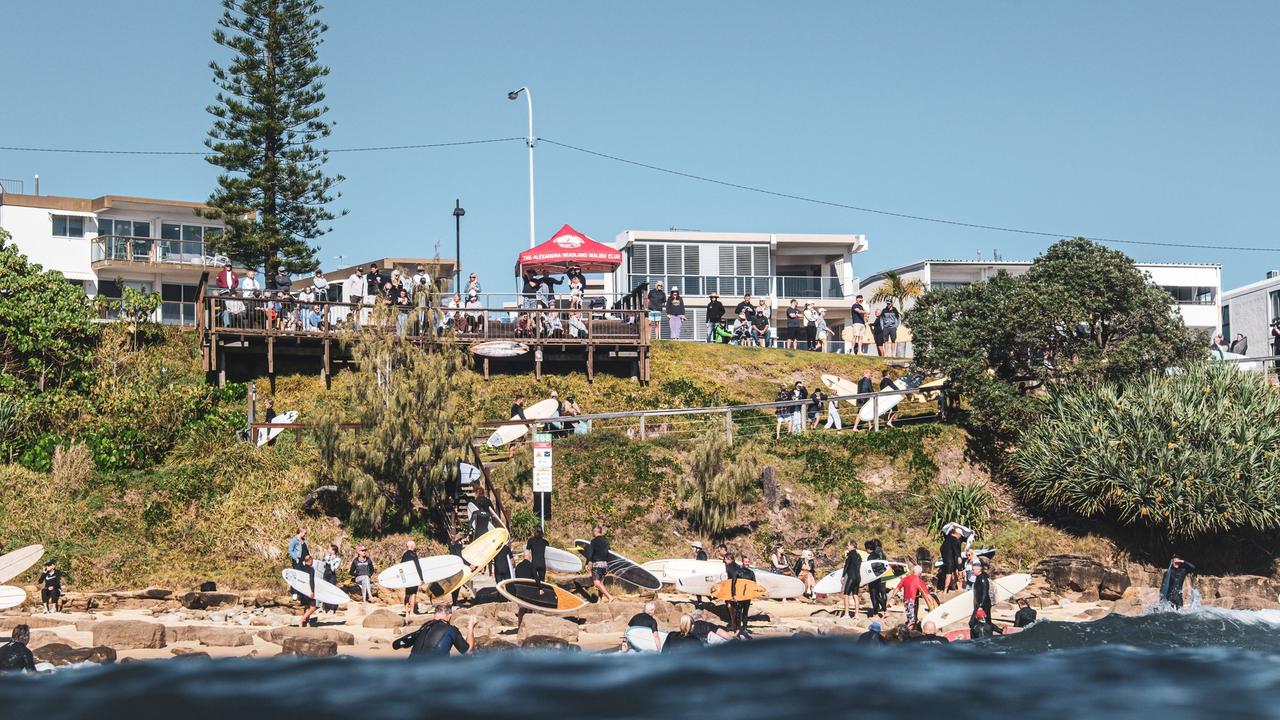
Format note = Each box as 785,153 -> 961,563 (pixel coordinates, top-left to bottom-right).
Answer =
532,433 -> 553,531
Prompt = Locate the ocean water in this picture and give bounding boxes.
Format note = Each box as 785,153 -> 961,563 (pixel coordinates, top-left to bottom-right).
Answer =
3,609 -> 1279,720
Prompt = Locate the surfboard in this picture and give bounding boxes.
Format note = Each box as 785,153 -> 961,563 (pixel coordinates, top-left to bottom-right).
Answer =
486,398 -> 560,448
625,626 -> 669,652
459,462 -> 482,485
376,555 -> 465,590
544,546 -> 583,574
281,568 -> 350,605
471,340 -> 530,358
921,573 -> 1031,630
941,522 -> 976,540
0,545 -> 44,584
0,585 -> 26,611
710,578 -> 768,601
462,528 -> 510,567
813,560 -> 909,596
821,374 -> 865,406
642,558 -> 725,585
257,410 -> 299,446
934,548 -> 996,567
496,578 -> 588,615
574,539 -> 662,591
857,374 -> 923,422
676,569 -> 804,599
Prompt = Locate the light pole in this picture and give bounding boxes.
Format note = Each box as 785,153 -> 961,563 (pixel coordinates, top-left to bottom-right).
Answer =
507,86 -> 535,248
452,200 -> 465,290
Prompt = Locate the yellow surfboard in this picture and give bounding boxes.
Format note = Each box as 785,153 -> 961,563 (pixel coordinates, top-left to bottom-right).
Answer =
428,528 -> 510,600
710,578 -> 768,602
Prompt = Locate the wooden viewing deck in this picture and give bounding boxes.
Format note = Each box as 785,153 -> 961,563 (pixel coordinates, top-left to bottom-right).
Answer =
198,294 -> 652,386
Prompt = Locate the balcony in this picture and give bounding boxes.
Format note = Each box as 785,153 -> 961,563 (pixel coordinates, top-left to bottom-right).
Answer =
627,274 -> 852,300
91,235 -> 226,270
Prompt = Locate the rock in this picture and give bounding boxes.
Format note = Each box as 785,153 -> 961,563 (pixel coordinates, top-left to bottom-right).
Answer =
112,588 -> 173,600
0,616 -> 73,630
167,626 -> 197,642
1034,555 -> 1131,601
474,635 -> 517,651
181,592 -> 241,610
517,614 -> 579,647
1228,595 -> 1280,611
92,620 -> 166,649
27,630 -> 78,649
172,650 -> 212,660
34,643 -> 117,666
280,637 -> 338,657
258,626 -> 355,647
1078,607 -> 1111,620
362,609 -> 408,629
1196,575 -> 1280,603
191,626 -> 253,647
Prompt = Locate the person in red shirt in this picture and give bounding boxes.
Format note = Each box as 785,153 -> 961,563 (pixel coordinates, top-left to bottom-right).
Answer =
896,564 -> 932,629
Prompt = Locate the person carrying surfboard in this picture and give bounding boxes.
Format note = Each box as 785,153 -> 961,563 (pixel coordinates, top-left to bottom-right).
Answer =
587,526 -> 615,604
865,540 -> 889,617
691,541 -> 708,562
526,528 -> 549,582
1160,555 -> 1197,609
296,555 -> 319,628
401,540 -> 423,617
735,557 -> 758,632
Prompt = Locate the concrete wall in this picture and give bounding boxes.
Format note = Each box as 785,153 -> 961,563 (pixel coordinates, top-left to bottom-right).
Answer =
1222,276 -> 1280,357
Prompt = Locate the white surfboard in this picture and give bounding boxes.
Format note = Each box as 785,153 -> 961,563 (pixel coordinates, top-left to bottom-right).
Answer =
486,399 -> 560,448
857,380 -> 906,422
921,573 -> 1031,630
0,585 -> 26,611
257,410 -> 299,446
643,558 -> 726,585
941,522 -> 976,541
625,626 -> 669,653
675,569 -> 804,599
0,545 -> 44,584
282,568 -> 350,606
376,555 -> 466,590
934,548 -> 996,567
813,560 -> 909,595
459,462 -> 482,485
544,546 -> 583,574
821,374 -> 865,406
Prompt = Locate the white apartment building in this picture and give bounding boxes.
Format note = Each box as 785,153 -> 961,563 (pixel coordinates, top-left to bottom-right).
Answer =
602,229 -> 869,340
860,260 -> 1222,352
0,192 -> 226,325
1220,271 -> 1280,358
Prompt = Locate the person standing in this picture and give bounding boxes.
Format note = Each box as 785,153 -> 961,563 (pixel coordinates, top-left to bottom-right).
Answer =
803,302 -> 819,350
940,526 -> 964,593
412,264 -> 432,290
850,294 -> 869,354
971,560 -> 993,623
413,275 -> 433,335
646,282 -> 667,339
0,624 -> 34,672
297,555 -> 319,628
735,556 -> 758,632
824,387 -> 843,430
350,545 -> 375,603
734,293 -> 756,320
789,381 -> 808,434
526,527 -> 549,582
865,539 -> 889,618
808,389 -> 826,430
319,543 -> 342,613
469,487 -> 494,536
1160,554 -> 1197,609
39,561 -> 62,614
879,371 -> 900,428
401,540 -> 423,617
851,369 -> 876,432
879,300 -> 901,356
840,540 -> 862,619
216,262 -> 238,291
691,541 -> 708,562
514,548 -> 537,581
774,384 -> 791,439
273,267 -> 292,295
784,299 -> 802,350
588,525 -> 615,604
705,292 -> 725,342
665,288 -> 686,340
896,564 -> 930,629
288,527 -> 309,571
723,551 -> 743,630
814,308 -> 831,353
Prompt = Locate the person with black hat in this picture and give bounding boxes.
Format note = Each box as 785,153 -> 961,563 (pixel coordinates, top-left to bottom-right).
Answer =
215,261 -> 238,290
705,292 -> 725,342
273,267 -> 292,295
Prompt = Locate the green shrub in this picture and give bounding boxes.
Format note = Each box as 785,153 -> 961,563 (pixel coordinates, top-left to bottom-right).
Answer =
18,434 -> 62,473
509,508 -> 539,539
927,480 -> 994,536
1012,364 -> 1280,538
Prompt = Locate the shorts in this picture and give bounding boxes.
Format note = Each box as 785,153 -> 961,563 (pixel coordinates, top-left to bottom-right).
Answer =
591,561 -> 609,582
905,598 -> 919,624
785,326 -> 799,340
299,594 -> 315,608
647,311 -> 663,321
41,588 -> 60,604
842,576 -> 859,596
851,322 -> 866,338
404,587 -> 418,601
882,326 -> 898,342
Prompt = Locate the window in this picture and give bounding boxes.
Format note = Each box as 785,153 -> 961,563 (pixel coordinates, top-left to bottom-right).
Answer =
1270,290 -> 1280,324
97,279 -> 123,299
161,223 -> 217,264
717,244 -> 769,276
161,283 -> 199,325
1163,286 -> 1216,305
630,242 -> 703,293
52,215 -> 84,238
1221,305 -> 1230,340
99,219 -> 150,238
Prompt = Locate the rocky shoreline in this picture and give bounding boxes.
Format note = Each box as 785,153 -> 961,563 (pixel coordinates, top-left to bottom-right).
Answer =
5,555 -> 1278,667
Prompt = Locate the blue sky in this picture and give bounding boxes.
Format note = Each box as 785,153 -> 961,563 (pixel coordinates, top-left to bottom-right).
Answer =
2,1 -> 1277,290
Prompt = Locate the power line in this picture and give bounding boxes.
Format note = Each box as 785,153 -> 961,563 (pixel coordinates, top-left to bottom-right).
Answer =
0,137 -> 525,156
538,137 -> 1280,254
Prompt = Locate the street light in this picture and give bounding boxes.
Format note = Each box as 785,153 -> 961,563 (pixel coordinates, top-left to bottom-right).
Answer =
453,199 -> 465,290
507,86 -> 535,248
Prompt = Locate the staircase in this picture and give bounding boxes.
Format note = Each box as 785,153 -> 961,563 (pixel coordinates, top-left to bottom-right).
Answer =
448,443 -> 511,536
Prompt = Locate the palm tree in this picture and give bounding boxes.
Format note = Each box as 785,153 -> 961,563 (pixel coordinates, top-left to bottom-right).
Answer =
869,270 -> 926,309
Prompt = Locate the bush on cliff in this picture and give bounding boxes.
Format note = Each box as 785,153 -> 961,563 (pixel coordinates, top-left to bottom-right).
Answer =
1012,364 -> 1280,539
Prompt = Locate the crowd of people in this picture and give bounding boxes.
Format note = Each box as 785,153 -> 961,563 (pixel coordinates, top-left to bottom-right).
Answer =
771,370 -> 904,437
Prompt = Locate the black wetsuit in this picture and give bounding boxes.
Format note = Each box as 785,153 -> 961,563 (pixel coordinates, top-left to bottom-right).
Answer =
514,559 -> 536,580
1161,560 -> 1197,608
493,545 -> 514,583
969,619 -> 997,639
856,630 -> 885,645
470,496 -> 494,535
940,535 -> 963,579
39,569 -> 62,606
296,564 -> 316,608
400,620 -> 469,658
913,633 -> 950,645
0,641 -> 35,672
526,535 -> 549,582
867,547 -> 888,614
690,620 -> 723,644
628,613 -> 658,632
401,550 -> 422,602
1014,606 -> 1038,628
842,550 -> 862,596
662,632 -> 701,652
694,549 -> 708,562
735,565 -> 756,630
971,573 -> 993,621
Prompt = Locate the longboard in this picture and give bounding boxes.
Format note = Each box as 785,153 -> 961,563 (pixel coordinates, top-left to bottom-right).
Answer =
543,546 -> 583,574
921,573 -> 1031,630
625,626 -> 668,652
574,539 -> 661,590
486,399 -> 559,447
642,558 -> 725,585
376,555 -> 465,590
0,545 -> 44,584
813,560 -> 909,596
0,585 -> 26,611
426,528 -> 511,600
282,568 -> 349,605
257,410 -> 299,446
496,578 -> 588,615
675,569 -> 804,599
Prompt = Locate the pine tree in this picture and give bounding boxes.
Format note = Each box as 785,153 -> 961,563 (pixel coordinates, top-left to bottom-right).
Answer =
203,0 -> 343,276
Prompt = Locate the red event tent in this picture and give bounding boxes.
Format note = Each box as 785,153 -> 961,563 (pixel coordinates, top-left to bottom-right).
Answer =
515,224 -> 623,275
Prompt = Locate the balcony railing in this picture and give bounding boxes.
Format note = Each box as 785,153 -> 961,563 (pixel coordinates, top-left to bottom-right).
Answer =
627,274 -> 853,300
92,235 -> 224,267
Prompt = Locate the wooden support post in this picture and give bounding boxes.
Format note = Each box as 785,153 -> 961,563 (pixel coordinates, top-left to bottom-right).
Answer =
322,338 -> 332,389
587,346 -> 595,382
639,414 -> 647,441
267,336 -> 275,375
483,357 -> 490,380
246,383 -> 256,443
534,348 -> 542,380
725,408 -> 734,446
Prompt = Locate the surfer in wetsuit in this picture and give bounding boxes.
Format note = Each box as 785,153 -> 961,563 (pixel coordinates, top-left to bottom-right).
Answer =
526,527 -> 549,582
402,540 -> 423,617
493,542 -> 514,584
969,608 -> 1000,639
841,540 -> 862,619
663,614 -> 701,653
1014,598 -> 1037,628
627,601 -> 663,652
913,620 -> 949,644
0,624 -> 35,672
971,560 -> 993,624
588,525 -> 615,604
736,556 -> 758,633
1160,554 -> 1197,609
723,552 -> 742,630
395,603 -> 476,658
865,539 -> 889,618
691,541 -> 708,562
39,561 -> 62,614
515,549 -> 537,580
297,555 -> 319,628
689,609 -> 738,644
940,526 -> 964,592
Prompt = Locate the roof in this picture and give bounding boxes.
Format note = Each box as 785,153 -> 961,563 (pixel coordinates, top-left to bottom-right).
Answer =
861,258 -> 1222,287
517,224 -> 622,275
613,229 -> 868,252
0,192 -> 210,213
1222,273 -> 1280,300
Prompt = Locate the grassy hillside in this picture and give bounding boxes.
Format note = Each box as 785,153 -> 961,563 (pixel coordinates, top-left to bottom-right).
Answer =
0,333 -> 1115,591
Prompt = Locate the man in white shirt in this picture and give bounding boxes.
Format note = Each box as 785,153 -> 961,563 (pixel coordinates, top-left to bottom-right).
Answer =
412,265 -> 431,290
342,268 -> 365,325
239,271 -> 259,297
311,269 -> 329,299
